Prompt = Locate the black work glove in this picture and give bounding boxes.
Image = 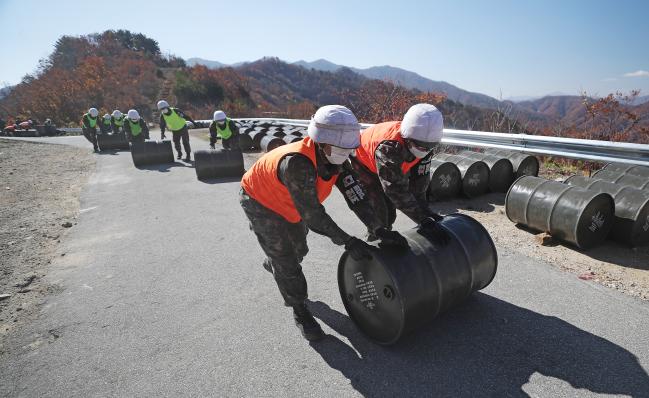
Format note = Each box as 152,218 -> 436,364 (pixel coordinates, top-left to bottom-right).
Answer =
161,133 -> 166,140
344,237 -> 372,261
418,217 -> 451,245
375,227 -> 408,250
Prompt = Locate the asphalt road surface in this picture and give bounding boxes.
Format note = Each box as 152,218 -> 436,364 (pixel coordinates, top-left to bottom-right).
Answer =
1,134 -> 649,398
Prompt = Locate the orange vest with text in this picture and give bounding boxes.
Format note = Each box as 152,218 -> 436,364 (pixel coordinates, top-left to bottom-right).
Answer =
354,121 -> 420,175
241,137 -> 338,223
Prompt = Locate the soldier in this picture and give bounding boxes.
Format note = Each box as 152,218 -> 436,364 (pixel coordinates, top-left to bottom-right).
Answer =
209,110 -> 239,150
100,114 -> 112,134
240,105 -> 408,341
81,107 -> 100,152
341,103 -> 449,243
157,100 -> 195,161
124,109 -> 149,143
111,110 -> 125,134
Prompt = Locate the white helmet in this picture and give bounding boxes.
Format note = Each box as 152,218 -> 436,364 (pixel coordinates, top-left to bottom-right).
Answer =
400,103 -> 444,143
307,105 -> 360,149
88,108 -> 99,117
213,110 -> 226,121
157,100 -> 169,110
127,109 -> 140,121
112,110 -> 122,118
103,114 -> 111,120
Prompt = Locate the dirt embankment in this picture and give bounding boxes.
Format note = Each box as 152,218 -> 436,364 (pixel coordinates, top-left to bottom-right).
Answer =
0,140 -> 94,350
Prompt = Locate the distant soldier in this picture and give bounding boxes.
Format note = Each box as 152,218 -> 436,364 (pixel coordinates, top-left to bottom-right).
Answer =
157,100 -> 195,161
124,109 -> 149,143
100,114 -> 112,134
81,107 -> 100,152
209,110 -> 239,150
341,103 -> 449,243
111,110 -> 125,134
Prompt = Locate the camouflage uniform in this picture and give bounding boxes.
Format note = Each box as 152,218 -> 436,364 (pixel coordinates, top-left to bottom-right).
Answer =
338,140 -> 433,235
159,108 -> 194,157
240,150 -> 352,307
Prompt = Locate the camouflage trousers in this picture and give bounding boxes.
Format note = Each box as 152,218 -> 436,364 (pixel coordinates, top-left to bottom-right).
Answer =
82,127 -> 98,150
172,126 -> 191,156
338,158 -> 397,235
239,188 -> 309,307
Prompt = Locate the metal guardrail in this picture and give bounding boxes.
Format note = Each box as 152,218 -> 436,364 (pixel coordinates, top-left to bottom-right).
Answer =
232,118 -> 649,167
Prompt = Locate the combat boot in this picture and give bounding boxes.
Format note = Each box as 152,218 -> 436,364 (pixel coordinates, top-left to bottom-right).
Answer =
293,303 -> 324,341
177,152 -> 182,160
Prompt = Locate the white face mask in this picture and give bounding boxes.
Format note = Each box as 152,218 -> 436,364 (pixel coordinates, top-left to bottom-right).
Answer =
325,146 -> 354,165
408,142 -> 432,159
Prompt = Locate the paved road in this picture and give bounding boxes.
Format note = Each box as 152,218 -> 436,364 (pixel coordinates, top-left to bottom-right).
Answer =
1,135 -> 649,398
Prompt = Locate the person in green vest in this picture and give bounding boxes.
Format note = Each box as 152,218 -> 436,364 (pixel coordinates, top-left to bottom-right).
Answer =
111,110 -> 125,134
157,100 -> 195,161
81,107 -> 100,152
209,110 -> 240,150
100,114 -> 112,134
124,109 -> 149,143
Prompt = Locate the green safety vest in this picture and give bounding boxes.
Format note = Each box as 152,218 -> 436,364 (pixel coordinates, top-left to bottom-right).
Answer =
128,119 -> 142,136
113,115 -> 124,127
102,119 -> 111,127
84,113 -> 97,128
215,118 -> 233,140
162,108 -> 186,131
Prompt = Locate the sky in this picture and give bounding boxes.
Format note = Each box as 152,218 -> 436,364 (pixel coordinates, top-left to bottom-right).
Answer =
1,0 -> 648,100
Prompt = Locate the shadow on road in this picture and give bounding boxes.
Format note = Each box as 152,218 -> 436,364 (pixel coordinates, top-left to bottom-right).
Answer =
135,162 -> 193,173
429,193 -> 504,215
198,175 -> 244,184
309,295 -> 649,397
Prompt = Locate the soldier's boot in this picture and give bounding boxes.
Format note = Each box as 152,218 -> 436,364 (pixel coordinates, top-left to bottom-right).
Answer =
184,153 -> 191,162
293,303 -> 324,341
177,152 -> 182,160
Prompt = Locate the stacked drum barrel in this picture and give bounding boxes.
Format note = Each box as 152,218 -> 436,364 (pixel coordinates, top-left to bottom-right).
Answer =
505,162 -> 649,249
236,121 -> 306,152
429,149 -> 538,201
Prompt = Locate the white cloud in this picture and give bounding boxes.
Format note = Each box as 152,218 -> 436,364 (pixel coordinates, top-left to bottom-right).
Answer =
623,70 -> 649,77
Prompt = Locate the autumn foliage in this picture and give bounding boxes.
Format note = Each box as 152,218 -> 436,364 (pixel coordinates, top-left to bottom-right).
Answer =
0,30 -> 177,125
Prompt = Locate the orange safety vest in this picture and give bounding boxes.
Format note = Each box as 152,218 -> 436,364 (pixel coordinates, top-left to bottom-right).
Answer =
241,137 -> 338,223
354,121 -> 421,175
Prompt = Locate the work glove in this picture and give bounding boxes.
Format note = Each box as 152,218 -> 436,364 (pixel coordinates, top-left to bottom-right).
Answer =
161,133 -> 166,140
375,227 -> 408,250
344,237 -> 372,261
418,217 -> 450,245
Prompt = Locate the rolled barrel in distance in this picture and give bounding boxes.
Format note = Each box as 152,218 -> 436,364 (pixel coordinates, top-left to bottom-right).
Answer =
131,140 -> 174,167
194,149 -> 245,180
506,176 -> 614,249
338,213 -> 497,345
